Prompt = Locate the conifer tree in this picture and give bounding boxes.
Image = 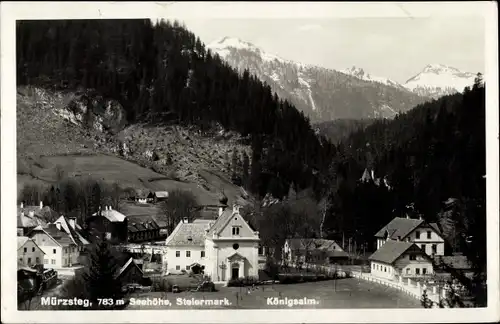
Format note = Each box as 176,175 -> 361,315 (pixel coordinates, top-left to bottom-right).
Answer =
81,239 -> 124,308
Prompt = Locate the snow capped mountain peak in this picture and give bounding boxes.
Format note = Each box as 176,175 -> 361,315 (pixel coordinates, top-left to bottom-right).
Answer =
421,63 -> 462,74
207,36 -> 297,65
404,64 -> 477,98
208,36 -> 257,51
342,66 -> 367,79
341,66 -> 402,88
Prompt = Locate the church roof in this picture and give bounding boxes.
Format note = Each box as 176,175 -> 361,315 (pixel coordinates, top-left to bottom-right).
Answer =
205,208 -> 234,236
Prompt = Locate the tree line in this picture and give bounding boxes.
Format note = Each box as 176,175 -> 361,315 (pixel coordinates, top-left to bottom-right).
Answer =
19,174 -> 123,224
16,19 -> 335,200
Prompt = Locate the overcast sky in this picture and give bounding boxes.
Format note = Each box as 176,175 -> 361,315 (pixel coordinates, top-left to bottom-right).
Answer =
177,16 -> 485,83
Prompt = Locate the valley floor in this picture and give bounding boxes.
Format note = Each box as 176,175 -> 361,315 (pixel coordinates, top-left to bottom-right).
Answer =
124,278 -> 421,309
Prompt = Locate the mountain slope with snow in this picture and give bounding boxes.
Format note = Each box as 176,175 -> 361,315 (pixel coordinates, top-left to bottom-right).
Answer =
403,64 -> 477,98
341,66 -> 405,89
207,37 -> 428,121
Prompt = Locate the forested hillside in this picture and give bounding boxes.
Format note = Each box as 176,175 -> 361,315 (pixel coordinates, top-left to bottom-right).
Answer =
17,19 -> 335,200
314,119 -> 375,144
323,76 -> 485,267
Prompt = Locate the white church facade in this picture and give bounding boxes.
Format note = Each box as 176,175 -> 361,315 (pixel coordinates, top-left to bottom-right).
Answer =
164,205 -> 260,282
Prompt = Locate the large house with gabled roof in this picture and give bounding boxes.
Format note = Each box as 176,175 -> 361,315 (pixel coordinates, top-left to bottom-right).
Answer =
374,215 -> 445,256
369,240 -> 434,280
165,204 -> 260,282
28,224 -> 80,268
52,215 -> 90,251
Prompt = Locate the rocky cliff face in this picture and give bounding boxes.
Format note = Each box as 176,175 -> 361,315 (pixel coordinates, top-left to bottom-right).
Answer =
56,91 -> 127,134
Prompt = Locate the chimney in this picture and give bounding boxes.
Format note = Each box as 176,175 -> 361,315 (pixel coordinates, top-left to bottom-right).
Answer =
40,201 -> 43,209
55,222 -> 61,230
183,217 -> 188,224
109,206 -> 112,211
418,215 -> 423,221
371,170 -> 375,180
406,213 -> 410,219
233,204 -> 240,214
68,217 -> 76,230
20,202 -> 24,209
218,207 -> 224,218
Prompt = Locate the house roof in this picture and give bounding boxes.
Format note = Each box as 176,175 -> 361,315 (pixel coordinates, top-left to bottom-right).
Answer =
18,206 -> 59,224
374,217 -> 424,239
287,238 -> 343,252
53,215 -> 90,246
151,216 -> 167,228
41,224 -> 75,246
17,236 -> 30,249
92,209 -> 126,222
154,191 -> 169,198
368,240 -> 418,264
166,221 -> 207,246
17,207 -> 53,228
135,190 -> 150,199
127,215 -> 161,233
115,257 -> 143,279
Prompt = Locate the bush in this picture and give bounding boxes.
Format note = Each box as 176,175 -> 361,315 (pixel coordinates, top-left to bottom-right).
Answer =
227,276 -> 259,287
152,278 -> 172,292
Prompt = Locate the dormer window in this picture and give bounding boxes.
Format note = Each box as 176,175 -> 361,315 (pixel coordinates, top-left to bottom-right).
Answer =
232,227 -> 240,235
415,231 -> 421,239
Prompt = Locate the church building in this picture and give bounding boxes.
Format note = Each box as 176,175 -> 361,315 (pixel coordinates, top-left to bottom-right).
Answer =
164,204 -> 260,282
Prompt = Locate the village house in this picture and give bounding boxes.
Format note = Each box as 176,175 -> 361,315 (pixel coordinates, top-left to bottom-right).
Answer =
132,190 -> 155,204
52,215 -> 90,251
17,236 -> 45,267
87,206 -> 128,243
17,201 -> 58,235
374,215 -> 445,256
28,224 -> 80,268
115,257 -> 145,286
369,240 -> 434,280
152,191 -> 169,203
283,238 -> 349,265
165,204 -> 260,282
127,215 -> 167,243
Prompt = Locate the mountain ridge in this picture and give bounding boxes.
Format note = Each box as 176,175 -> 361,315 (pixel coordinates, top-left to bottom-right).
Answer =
207,36 -> 479,117
207,37 -> 429,121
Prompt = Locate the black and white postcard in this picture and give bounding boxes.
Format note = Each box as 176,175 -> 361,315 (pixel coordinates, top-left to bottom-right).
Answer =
1,1 -> 499,323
